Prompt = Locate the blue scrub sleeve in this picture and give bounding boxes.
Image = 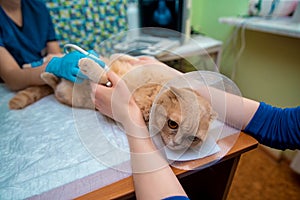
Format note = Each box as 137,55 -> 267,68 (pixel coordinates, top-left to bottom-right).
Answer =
0,33 -> 3,46
46,6 -> 57,42
162,196 -> 190,200
244,102 -> 300,150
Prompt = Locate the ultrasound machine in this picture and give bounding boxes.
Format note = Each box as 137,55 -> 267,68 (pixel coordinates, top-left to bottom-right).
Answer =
114,0 -> 191,57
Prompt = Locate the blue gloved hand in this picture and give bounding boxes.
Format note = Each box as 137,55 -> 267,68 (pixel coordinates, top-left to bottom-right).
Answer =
30,58 -> 45,67
45,50 -> 103,83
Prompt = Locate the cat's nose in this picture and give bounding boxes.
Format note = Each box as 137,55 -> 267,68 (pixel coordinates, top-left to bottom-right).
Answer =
172,141 -> 181,146
173,135 -> 183,145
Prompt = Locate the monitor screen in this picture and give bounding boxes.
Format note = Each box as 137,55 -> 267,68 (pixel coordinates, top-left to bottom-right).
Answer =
139,0 -> 183,31
138,0 -> 190,38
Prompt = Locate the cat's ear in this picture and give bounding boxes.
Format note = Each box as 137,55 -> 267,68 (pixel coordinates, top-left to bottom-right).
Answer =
169,87 -> 198,102
169,87 -> 183,98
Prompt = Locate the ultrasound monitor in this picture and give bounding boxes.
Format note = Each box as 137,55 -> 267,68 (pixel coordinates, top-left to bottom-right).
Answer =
138,0 -> 191,38
114,0 -> 191,56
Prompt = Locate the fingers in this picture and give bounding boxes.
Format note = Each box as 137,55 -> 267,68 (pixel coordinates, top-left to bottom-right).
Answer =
90,82 -> 113,117
86,50 -> 106,68
131,56 -> 161,66
87,50 -> 98,56
90,82 -> 107,102
106,71 -> 121,87
90,72 -> 129,120
68,75 -> 81,83
137,55 -> 156,61
77,70 -> 88,79
74,77 -> 84,83
70,67 -> 85,83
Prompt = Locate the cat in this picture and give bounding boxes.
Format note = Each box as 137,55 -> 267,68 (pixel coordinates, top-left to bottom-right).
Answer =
9,54 -> 217,151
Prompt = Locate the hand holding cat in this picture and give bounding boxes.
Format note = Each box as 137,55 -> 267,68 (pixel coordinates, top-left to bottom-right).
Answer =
91,71 -> 145,131
45,50 -> 103,83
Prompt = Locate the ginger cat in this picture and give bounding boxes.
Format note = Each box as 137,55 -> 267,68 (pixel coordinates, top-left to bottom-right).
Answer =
9,54 -> 217,150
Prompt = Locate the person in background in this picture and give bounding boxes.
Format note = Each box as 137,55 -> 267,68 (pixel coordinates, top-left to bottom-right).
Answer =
0,0 -> 94,91
91,59 -> 299,199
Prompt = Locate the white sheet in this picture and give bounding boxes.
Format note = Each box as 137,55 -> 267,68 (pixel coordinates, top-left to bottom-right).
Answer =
0,84 -> 131,200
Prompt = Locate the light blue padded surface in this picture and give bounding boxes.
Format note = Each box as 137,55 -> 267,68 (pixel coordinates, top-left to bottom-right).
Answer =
0,84 -> 130,199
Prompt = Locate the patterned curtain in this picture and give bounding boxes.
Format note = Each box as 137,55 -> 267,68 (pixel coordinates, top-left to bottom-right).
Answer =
44,0 -> 128,53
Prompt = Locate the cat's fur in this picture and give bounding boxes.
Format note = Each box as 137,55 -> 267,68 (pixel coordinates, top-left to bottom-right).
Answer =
9,54 -> 217,150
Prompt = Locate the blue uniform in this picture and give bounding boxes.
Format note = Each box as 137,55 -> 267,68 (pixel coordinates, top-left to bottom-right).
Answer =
244,102 -> 300,150
165,102 -> 299,200
0,0 -> 57,67
163,196 -> 190,200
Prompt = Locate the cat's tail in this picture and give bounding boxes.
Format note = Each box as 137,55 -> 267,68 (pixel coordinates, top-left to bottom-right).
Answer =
9,85 -> 53,109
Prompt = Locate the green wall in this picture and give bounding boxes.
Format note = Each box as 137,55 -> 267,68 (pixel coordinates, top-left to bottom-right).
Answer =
191,0 -> 249,41
191,0 -> 300,107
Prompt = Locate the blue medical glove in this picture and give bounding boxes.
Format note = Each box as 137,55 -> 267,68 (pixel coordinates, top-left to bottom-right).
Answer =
45,50 -> 103,83
30,58 -> 44,67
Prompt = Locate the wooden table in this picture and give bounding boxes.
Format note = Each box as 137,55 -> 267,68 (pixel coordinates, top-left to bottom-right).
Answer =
76,133 -> 258,200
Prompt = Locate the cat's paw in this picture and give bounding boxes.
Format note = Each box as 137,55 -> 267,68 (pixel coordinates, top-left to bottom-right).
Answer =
78,58 -> 108,84
9,96 -> 28,109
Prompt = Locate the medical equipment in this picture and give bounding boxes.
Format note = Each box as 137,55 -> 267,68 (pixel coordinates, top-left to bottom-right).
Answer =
64,44 -> 112,87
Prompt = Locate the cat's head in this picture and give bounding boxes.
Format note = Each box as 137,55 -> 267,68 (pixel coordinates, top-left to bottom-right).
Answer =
151,87 -> 217,151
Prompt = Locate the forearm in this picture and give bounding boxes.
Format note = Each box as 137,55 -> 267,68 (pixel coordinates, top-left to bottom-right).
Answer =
0,47 -> 48,91
241,97 -> 260,128
2,64 -> 47,91
198,86 -> 300,150
197,86 -> 259,129
46,41 -> 61,54
133,164 -> 187,200
123,119 -> 187,200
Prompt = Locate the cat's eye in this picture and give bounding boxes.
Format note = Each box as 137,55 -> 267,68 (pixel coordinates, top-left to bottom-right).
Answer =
168,119 -> 178,129
187,136 -> 200,143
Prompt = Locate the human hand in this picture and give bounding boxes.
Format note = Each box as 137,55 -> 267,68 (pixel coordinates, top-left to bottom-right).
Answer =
44,53 -> 64,63
22,54 -> 63,68
91,71 -> 144,128
45,50 -> 102,83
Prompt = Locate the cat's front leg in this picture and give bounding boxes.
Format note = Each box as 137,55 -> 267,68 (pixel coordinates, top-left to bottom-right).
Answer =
78,58 -> 109,85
